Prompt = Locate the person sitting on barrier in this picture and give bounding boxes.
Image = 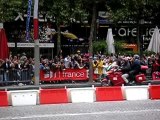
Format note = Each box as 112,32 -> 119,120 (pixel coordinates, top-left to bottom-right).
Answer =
105,58 -> 119,74
102,62 -> 109,79
128,54 -> 141,83
105,58 -> 114,72
120,57 -> 131,84
101,61 -> 111,85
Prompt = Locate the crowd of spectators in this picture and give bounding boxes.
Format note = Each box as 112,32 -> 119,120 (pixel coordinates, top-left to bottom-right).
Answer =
1,51 -> 160,84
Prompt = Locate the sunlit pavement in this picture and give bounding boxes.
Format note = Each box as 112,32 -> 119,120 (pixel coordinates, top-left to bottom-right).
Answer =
0,100 -> 160,120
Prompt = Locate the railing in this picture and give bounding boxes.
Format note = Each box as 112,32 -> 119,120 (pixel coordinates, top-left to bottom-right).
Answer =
0,68 -> 153,86
0,69 -> 33,85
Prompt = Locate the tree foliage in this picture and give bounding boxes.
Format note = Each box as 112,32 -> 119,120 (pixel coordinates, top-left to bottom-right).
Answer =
38,0 -> 87,25
93,40 -> 106,54
107,0 -> 160,24
0,0 -> 22,22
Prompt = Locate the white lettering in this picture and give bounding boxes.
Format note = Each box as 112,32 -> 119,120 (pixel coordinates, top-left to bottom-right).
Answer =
63,72 -> 84,78
118,28 -> 126,36
132,28 -> 137,36
127,28 -> 132,36
149,28 -> 155,36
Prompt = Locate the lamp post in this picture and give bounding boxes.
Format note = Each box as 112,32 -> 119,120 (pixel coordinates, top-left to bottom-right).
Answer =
34,0 -> 40,85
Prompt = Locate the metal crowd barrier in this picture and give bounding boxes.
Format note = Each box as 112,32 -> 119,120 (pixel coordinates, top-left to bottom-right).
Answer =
0,69 -> 33,86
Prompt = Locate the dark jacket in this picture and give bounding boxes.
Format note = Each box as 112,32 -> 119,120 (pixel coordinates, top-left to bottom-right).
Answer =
121,61 -> 131,74
130,59 -> 141,73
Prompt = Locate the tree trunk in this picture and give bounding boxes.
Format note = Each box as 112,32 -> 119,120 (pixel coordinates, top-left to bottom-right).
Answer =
88,2 -> 96,83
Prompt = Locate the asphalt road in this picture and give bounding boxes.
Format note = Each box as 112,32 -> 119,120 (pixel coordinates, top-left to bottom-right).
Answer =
0,100 -> 160,120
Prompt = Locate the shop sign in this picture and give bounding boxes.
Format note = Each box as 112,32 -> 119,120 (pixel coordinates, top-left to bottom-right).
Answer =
8,43 -> 15,47
14,43 -> 54,48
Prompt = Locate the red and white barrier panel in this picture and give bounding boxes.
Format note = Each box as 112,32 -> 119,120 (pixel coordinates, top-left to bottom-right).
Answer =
123,86 -> 149,100
96,87 -> 124,101
9,90 -> 39,106
2,85 -> 160,107
68,87 -> 96,103
40,88 -> 68,104
149,85 -> 160,100
0,91 -> 8,107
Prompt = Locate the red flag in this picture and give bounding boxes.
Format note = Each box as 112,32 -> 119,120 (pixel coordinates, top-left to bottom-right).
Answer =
0,28 -> 9,60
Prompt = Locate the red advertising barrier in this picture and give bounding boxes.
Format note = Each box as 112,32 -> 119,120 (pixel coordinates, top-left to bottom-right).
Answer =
135,74 -> 146,83
149,85 -> 160,100
152,72 -> 160,80
96,87 -> 124,101
40,68 -> 89,81
0,91 -> 8,107
108,72 -> 125,86
40,89 -> 68,104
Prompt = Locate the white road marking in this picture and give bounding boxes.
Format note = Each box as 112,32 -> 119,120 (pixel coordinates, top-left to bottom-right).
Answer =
0,109 -> 160,119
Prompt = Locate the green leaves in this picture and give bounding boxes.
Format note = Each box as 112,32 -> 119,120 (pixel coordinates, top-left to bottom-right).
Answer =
93,40 -> 107,54
108,0 -> 160,23
0,0 -> 22,22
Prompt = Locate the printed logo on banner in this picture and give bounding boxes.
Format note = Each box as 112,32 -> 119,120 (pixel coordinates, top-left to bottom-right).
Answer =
41,69 -> 88,81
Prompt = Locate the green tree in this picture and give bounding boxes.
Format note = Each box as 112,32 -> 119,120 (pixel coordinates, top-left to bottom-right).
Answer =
93,40 -> 107,54
107,0 -> 160,24
0,0 -> 22,22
